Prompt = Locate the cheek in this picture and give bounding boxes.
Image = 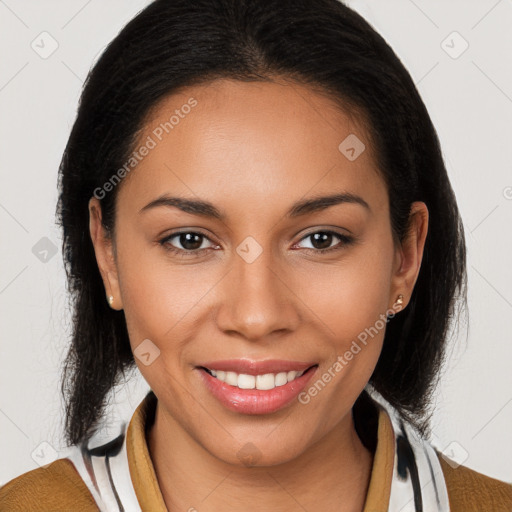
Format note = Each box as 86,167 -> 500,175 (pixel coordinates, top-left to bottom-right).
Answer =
297,253 -> 394,424
298,232 -> 395,405
114,230 -> 222,354
303,242 -> 395,341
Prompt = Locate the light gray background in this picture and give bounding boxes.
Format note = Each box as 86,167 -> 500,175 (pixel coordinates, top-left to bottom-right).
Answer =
1,0 -> 511,487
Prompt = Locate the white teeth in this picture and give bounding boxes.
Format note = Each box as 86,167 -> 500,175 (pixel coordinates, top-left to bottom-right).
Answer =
287,371 -> 297,381
275,372 -> 288,386
256,373 -> 275,390
206,368 -> 307,390
225,371 -> 238,386
238,374 -> 255,389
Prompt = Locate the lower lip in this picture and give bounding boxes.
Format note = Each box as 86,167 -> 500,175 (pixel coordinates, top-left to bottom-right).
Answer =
197,366 -> 318,415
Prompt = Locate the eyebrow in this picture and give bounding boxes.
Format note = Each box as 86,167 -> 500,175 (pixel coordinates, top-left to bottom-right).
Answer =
139,192 -> 370,219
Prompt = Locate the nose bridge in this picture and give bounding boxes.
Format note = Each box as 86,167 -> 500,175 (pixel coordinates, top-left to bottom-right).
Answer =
235,240 -> 278,298
215,236 -> 299,340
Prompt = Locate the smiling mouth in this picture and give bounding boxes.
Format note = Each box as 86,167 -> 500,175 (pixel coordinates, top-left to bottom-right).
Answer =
199,365 -> 318,391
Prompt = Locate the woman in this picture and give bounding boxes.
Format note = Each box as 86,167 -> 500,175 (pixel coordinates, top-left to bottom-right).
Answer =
1,0 -> 511,510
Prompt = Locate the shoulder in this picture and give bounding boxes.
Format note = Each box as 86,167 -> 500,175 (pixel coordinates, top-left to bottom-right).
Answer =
436,451 -> 512,512
0,458 -> 98,511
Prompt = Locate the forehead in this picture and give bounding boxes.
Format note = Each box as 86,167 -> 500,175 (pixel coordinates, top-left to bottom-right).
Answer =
116,78 -> 387,217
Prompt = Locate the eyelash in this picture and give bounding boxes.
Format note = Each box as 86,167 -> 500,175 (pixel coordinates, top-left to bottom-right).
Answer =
158,230 -> 354,257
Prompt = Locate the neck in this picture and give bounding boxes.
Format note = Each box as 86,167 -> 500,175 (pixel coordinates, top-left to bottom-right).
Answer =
147,402 -> 374,512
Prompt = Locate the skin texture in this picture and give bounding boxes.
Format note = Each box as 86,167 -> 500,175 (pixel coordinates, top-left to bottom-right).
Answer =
89,78 -> 428,512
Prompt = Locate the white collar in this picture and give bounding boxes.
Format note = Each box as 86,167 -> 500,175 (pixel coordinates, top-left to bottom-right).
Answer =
373,394 -> 451,511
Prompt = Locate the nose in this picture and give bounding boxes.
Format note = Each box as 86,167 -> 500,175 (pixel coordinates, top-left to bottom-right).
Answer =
214,244 -> 301,342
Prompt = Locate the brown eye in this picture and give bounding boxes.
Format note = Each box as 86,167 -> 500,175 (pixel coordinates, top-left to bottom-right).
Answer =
159,231 -> 216,255
309,232 -> 334,250
295,231 -> 353,254
176,232 -> 204,250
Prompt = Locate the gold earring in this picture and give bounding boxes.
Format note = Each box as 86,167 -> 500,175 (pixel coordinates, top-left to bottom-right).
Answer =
395,294 -> 404,307
108,295 -> 114,306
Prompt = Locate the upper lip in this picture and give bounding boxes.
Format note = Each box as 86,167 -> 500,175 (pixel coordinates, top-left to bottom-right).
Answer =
197,359 -> 318,375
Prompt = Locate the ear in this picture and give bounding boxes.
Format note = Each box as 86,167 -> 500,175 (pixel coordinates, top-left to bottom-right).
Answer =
389,201 -> 429,311
88,197 -> 124,310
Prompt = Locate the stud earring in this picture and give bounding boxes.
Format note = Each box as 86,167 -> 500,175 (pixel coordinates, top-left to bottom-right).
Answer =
395,294 -> 404,307
108,295 -> 114,306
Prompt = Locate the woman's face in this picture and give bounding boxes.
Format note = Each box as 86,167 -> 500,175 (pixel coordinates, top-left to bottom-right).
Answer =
90,78 -> 427,466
